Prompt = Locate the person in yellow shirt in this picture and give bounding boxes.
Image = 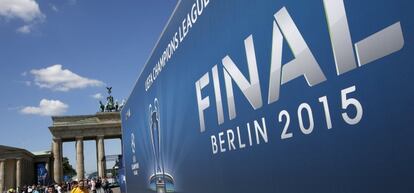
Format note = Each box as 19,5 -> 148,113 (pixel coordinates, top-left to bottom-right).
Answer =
70,181 -> 78,193
71,180 -> 89,193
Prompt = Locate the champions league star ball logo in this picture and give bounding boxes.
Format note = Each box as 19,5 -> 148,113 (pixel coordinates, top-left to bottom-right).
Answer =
131,133 -> 136,154
148,98 -> 174,193
130,133 -> 139,175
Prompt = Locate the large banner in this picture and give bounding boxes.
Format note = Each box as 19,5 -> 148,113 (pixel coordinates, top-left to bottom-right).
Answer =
121,0 -> 413,192
36,163 -> 48,185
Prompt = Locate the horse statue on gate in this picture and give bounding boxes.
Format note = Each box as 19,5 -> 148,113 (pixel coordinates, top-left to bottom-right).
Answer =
98,86 -> 124,112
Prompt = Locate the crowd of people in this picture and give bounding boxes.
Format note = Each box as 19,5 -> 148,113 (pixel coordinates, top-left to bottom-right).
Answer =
6,178 -> 113,193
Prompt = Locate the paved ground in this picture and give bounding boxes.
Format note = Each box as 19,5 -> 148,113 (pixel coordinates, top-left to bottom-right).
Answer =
111,187 -> 121,193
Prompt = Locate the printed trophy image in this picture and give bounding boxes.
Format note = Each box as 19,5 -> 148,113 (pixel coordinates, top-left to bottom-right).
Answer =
149,98 -> 174,193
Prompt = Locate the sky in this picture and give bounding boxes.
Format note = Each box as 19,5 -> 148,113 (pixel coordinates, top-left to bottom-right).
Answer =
0,0 -> 177,175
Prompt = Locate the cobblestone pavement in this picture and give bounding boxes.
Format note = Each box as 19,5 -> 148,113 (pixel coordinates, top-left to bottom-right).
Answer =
111,187 -> 120,193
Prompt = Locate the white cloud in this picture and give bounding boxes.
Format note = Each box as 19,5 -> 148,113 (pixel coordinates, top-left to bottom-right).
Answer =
91,93 -> 103,100
0,0 -> 44,22
30,64 -> 105,91
0,0 -> 45,33
50,4 -> 58,12
21,99 -> 68,116
16,24 -> 31,33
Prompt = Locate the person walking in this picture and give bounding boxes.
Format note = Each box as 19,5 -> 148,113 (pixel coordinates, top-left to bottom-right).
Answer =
70,181 -> 79,193
71,181 -> 88,193
46,186 -> 56,193
32,186 -> 39,193
94,180 -> 104,193
90,180 -> 96,193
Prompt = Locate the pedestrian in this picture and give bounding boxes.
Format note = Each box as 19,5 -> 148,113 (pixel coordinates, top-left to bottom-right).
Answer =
46,186 -> 56,193
32,186 -> 39,193
21,185 -> 27,193
70,181 -> 78,193
94,179 -> 104,193
55,184 -> 61,193
27,185 -> 32,193
71,181 -> 88,193
101,179 -> 109,193
90,179 -> 98,193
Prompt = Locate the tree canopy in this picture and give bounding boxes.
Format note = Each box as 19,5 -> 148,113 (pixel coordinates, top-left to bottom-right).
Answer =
62,157 -> 76,178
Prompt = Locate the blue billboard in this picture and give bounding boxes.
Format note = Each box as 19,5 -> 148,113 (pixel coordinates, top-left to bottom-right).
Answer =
121,0 -> 413,192
36,163 -> 48,185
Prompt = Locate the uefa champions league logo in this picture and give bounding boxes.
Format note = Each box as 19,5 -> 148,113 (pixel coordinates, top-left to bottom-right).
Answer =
130,132 -> 139,175
131,133 -> 136,154
148,98 -> 174,193
149,98 -> 164,177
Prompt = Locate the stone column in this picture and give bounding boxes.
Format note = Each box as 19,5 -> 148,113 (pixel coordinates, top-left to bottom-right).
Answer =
52,138 -> 63,184
0,159 -> 5,192
16,159 -> 21,190
96,136 -> 106,178
76,137 -> 85,180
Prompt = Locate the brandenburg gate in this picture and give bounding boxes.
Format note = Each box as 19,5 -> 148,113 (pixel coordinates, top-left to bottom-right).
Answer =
49,112 -> 121,183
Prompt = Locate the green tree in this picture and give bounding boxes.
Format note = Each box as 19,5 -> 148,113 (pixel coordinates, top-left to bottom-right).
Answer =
62,157 -> 76,178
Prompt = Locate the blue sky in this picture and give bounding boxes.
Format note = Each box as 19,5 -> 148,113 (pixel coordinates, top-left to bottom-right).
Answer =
0,0 -> 177,175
